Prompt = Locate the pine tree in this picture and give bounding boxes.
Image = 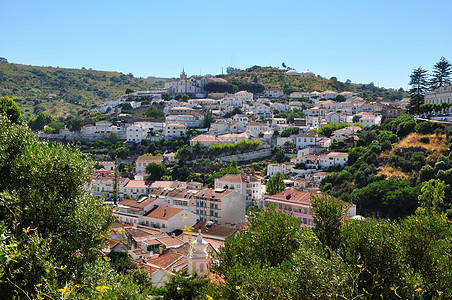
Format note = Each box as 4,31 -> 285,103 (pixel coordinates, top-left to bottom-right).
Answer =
409,67 -> 428,115
430,56 -> 451,90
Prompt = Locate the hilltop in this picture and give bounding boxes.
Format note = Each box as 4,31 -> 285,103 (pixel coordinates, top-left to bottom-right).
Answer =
0,61 -> 162,119
221,65 -> 407,101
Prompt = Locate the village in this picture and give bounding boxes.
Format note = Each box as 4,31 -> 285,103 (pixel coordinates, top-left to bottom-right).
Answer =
29,68 -> 452,287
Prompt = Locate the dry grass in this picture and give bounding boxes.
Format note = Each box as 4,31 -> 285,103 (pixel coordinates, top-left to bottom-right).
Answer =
379,165 -> 409,179
378,133 -> 449,178
397,133 -> 448,153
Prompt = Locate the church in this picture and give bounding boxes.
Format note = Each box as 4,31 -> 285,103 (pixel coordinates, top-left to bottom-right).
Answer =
165,69 -> 208,97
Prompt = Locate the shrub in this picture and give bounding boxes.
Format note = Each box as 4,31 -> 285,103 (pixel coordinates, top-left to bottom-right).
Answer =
420,136 -> 430,144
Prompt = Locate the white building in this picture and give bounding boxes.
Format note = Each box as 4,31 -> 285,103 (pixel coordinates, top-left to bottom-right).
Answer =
246,122 -> 270,138
165,114 -> 202,128
425,85 -> 452,113
165,70 -> 208,96
251,104 -> 271,118
358,115 -> 381,127
141,206 -> 198,233
232,114 -> 249,125
233,91 -> 253,102
318,152 -> 349,168
267,163 -> 295,177
264,89 -> 283,98
214,174 -> 262,205
164,123 -> 188,139
126,124 -> 148,143
296,132 -> 330,149
135,155 -> 164,174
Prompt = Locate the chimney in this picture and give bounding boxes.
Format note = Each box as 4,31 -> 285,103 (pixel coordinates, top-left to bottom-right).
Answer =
163,208 -> 167,217
212,190 -> 215,198
286,188 -> 292,199
159,244 -> 164,255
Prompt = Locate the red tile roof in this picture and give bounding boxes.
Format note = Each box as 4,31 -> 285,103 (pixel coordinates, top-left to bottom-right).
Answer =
144,206 -> 183,220
217,173 -> 260,183
146,252 -> 184,270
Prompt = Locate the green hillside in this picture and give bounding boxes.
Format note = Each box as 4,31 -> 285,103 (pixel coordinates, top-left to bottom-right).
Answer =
222,65 -> 407,101
0,62 -> 163,120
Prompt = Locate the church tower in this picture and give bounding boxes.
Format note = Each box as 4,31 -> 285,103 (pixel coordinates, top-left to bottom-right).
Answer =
188,232 -> 210,275
180,68 -> 187,80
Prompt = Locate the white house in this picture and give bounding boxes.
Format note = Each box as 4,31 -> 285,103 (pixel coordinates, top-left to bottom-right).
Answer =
246,122 -> 270,138
296,132 -> 330,149
358,115 -> 381,127
251,104 -> 271,118
135,155 -> 164,174
267,162 -> 295,177
141,206 -> 198,233
214,174 -> 262,206
425,85 -> 452,113
165,114 -> 202,128
264,89 -> 283,98
164,123 -> 188,139
318,152 -> 349,168
232,114 -> 249,125
126,124 -> 148,143
234,91 -> 253,102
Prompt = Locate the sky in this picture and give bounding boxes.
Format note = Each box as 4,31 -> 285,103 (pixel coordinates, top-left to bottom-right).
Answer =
1,0 -> 451,89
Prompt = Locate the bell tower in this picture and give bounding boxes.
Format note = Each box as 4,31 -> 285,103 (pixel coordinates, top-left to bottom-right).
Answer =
188,231 -> 210,275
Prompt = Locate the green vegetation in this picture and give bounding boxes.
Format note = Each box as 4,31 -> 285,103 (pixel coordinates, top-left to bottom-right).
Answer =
0,61 -> 158,120
208,199 -> 452,299
0,111 -> 155,298
0,96 -> 23,124
221,65 -> 407,101
207,139 -> 261,156
266,172 -> 285,195
313,122 -> 354,137
321,114 -> 452,218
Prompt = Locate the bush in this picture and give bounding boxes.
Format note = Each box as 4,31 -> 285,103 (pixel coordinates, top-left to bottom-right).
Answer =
420,136 -> 430,144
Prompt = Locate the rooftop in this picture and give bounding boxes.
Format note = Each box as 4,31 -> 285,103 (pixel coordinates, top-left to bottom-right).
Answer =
144,206 -> 183,220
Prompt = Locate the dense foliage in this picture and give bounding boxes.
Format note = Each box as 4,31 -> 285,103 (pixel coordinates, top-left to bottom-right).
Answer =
321,114 -> 452,218
208,197 -> 452,299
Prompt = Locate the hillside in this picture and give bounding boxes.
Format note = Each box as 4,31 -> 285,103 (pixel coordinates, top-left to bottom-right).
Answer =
0,62 -> 163,120
222,65 -> 407,101
378,132 -> 449,179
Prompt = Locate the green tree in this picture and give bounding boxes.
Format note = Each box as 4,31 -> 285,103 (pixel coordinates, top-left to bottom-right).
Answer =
110,146 -> 130,159
66,117 -> 83,132
0,115 -> 115,298
408,67 -> 428,115
311,194 -> 349,251
0,96 -> 23,124
266,172 -> 285,195
154,272 -> 208,300
103,131 -> 119,141
146,163 -> 167,180
28,112 -> 55,131
271,146 -> 287,163
204,82 -> 237,93
430,56 -> 451,90
416,179 -> 446,215
175,145 -> 193,162
144,107 -> 165,119
201,109 -> 215,128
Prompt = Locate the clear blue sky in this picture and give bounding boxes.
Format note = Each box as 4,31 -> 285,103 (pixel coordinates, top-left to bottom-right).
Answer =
2,0 -> 451,89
